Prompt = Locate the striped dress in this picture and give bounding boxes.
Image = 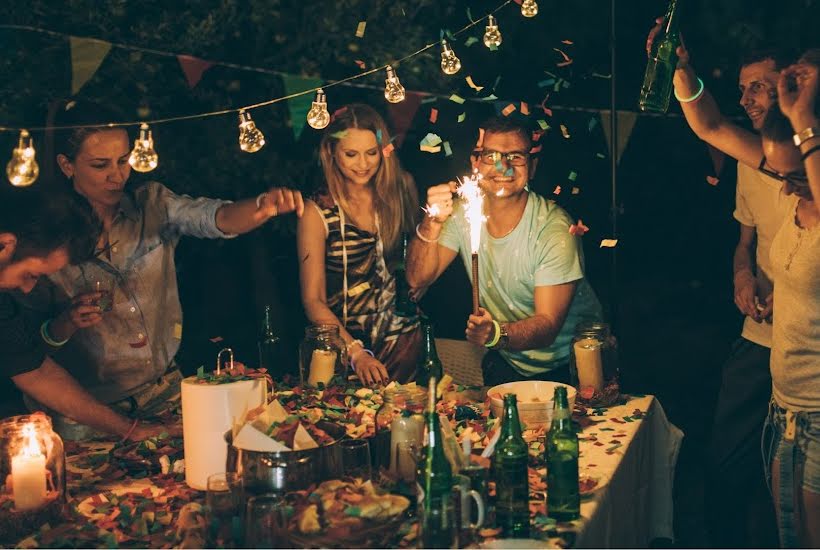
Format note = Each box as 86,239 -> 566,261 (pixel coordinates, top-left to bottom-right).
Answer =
312,196 -> 419,381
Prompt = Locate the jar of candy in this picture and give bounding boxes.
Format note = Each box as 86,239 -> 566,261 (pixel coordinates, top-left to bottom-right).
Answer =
299,324 -> 347,387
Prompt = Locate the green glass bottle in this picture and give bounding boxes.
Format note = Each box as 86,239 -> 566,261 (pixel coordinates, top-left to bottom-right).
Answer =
546,386 -> 580,521
417,377 -> 455,549
493,394 -> 531,537
394,232 -> 416,317
638,0 -> 681,113
416,320 -> 443,389
257,305 -> 281,372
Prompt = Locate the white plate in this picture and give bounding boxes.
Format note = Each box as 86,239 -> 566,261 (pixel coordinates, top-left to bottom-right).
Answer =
480,538 -> 548,549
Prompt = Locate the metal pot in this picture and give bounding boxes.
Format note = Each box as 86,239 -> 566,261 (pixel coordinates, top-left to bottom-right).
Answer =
224,421 -> 345,495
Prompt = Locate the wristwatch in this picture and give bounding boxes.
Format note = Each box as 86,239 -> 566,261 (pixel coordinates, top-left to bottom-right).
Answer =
490,323 -> 509,350
793,126 -> 820,147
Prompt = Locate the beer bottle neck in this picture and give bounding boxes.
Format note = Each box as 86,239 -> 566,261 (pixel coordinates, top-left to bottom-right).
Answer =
422,325 -> 438,360
551,392 -> 572,430
500,396 -> 524,440
663,0 -> 680,36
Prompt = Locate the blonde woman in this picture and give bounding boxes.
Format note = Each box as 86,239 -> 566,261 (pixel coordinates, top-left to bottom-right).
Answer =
297,104 -> 421,386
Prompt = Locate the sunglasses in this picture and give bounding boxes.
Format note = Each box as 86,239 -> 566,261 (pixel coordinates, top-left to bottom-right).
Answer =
758,156 -> 809,187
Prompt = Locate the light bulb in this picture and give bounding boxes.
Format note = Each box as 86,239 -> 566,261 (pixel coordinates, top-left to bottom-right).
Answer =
307,89 -> 331,129
483,15 -> 502,48
521,0 -> 538,17
6,130 -> 39,187
440,40 -> 462,75
129,123 -> 159,172
238,110 -> 266,153
384,65 -> 406,103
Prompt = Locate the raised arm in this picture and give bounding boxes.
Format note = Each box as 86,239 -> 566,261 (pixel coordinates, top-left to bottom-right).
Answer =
215,187 -> 305,234
406,182 -> 459,287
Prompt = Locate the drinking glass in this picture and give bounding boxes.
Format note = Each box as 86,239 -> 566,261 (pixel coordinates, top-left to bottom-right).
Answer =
206,472 -> 243,547
339,438 -> 372,481
244,494 -> 288,548
78,270 -> 117,312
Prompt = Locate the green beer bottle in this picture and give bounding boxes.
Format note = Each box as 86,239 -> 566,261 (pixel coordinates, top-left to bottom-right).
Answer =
416,320 -> 443,388
395,232 -> 416,316
638,0 -> 681,113
493,394 -> 530,537
417,377 -> 455,548
257,305 -> 281,372
546,386 -> 580,521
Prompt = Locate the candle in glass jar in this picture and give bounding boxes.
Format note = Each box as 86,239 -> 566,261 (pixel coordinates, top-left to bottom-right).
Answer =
574,337 -> 604,392
390,414 -> 424,481
308,349 -> 337,386
12,424 -> 47,511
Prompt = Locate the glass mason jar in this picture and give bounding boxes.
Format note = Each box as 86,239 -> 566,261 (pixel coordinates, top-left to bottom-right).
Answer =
568,321 -> 620,407
0,413 -> 66,543
374,385 -> 426,479
299,324 -> 347,387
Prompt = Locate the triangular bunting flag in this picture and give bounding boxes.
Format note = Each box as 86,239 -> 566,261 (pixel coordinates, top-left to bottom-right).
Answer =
600,110 -> 638,165
281,74 -> 324,140
177,55 -> 213,89
70,37 -> 112,95
706,143 -> 726,175
387,92 -> 422,148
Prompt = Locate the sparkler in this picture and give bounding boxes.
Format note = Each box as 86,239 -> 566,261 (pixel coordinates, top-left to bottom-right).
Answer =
458,171 -> 485,315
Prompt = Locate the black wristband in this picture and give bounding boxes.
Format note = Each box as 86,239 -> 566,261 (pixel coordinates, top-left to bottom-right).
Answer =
801,144 -> 820,162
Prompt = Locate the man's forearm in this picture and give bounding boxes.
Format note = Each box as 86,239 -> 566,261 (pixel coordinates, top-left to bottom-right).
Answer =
674,65 -> 727,139
215,197 -> 269,235
733,245 -> 754,282
504,314 -> 561,351
406,219 -> 444,287
13,357 -> 133,438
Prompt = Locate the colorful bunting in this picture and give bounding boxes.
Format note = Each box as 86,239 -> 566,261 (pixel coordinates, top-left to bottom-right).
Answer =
70,37 -> 112,95
387,92 -> 422,148
177,55 -> 213,89
600,110 -> 638,165
281,75 -> 324,140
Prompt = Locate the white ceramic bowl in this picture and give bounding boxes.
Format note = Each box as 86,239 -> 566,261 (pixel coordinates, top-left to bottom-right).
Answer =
487,380 -> 576,429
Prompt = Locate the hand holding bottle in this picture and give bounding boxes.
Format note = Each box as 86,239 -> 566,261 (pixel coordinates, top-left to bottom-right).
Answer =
645,16 -> 689,70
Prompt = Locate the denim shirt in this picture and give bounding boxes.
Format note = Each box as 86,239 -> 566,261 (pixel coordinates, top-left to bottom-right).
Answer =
47,182 -> 234,403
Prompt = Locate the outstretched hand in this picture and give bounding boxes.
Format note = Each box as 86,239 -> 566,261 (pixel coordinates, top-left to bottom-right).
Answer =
778,62 -> 820,127
645,16 -> 689,69
258,187 -> 305,218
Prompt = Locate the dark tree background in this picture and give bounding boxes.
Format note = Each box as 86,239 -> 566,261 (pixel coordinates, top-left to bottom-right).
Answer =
2,1 -> 819,544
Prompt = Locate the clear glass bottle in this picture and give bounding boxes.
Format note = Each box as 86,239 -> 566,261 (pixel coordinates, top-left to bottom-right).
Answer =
0,413 -> 66,543
569,321 -> 620,407
258,304 -> 282,373
298,324 -> 347,387
638,0 -> 682,113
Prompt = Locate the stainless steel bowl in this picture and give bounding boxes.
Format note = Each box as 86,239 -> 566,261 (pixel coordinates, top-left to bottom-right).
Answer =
224,422 -> 345,495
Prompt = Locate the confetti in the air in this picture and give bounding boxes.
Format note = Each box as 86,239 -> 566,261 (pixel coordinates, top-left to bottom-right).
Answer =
571,187 -> 580,195
476,128 -> 485,149
444,141 -> 453,157
458,112 -> 467,123
502,104 -> 517,116
382,143 -> 395,158
354,60 -> 366,69
554,47 -> 573,67
529,145 -> 542,154
568,171 -> 578,182
430,108 -> 439,124
466,76 -> 484,91
355,21 -> 367,38
465,36 -> 479,47
706,176 -> 719,186
569,220 -> 589,235
520,102 -> 530,115
560,125 -> 571,139
553,185 -> 562,195
537,120 -> 550,130
600,239 -> 619,248
449,94 -> 466,104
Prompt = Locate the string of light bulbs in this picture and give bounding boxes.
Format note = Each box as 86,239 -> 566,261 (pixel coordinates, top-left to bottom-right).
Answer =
4,0 -> 542,186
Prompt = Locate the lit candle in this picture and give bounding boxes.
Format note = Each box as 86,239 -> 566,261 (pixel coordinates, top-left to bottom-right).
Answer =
574,338 -> 604,392
12,423 -> 47,511
390,414 -> 424,481
308,349 -> 337,386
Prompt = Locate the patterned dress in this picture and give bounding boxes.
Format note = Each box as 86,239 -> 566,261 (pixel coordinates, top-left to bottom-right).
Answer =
312,195 -> 420,382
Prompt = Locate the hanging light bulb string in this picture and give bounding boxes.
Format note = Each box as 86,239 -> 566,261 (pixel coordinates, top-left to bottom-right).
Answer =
0,0 -> 513,133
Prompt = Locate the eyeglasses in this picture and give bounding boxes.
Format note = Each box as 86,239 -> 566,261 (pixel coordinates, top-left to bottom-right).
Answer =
758,156 -> 809,187
475,149 -> 530,166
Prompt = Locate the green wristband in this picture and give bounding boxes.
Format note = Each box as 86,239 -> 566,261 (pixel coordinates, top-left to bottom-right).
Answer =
485,320 -> 501,348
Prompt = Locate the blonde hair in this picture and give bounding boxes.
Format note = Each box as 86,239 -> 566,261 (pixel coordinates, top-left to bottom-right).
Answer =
318,104 -> 419,253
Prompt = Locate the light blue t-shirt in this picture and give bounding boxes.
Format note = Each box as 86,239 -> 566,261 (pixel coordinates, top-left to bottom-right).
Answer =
439,192 -> 602,375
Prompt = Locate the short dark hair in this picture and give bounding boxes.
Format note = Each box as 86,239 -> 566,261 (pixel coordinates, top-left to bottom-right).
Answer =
0,184 -> 100,264
476,116 -> 533,151
740,48 -> 796,71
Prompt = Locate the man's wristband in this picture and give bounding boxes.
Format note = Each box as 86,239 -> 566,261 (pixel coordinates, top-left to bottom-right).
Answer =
415,223 -> 440,243
800,144 -> 820,162
41,319 -> 69,347
485,320 -> 502,348
674,77 -> 705,103
793,126 -> 820,147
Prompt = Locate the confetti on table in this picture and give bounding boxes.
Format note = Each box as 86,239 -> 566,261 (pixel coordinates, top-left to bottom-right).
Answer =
553,185 -> 562,195
449,94 -> 465,104
465,36 -> 479,47
569,220 -> 589,236
600,239 -> 618,248
501,103 -> 517,116
458,112 -> 467,123
706,176 -> 719,186
429,108 -> 438,123
382,143 -> 395,157
466,75 -> 484,91
560,124 -> 571,139
355,21 -> 367,38
520,102 -> 530,115
444,141 -> 453,157
537,119 -> 550,130
568,171 -> 578,182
